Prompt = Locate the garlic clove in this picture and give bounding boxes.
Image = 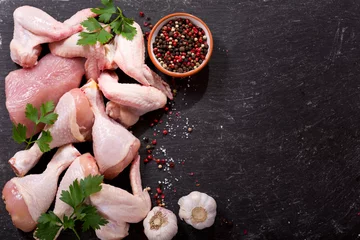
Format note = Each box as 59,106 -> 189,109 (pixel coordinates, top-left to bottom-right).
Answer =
178,191 -> 217,230
143,206 -> 178,240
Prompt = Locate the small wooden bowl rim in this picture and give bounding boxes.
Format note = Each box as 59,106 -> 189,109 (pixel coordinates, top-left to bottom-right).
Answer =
147,12 -> 213,78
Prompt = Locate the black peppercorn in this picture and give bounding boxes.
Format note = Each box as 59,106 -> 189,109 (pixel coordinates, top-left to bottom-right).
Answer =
152,18 -> 209,73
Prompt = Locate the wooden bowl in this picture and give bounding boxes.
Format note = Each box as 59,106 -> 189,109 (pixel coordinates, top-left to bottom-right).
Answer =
147,13 -> 213,78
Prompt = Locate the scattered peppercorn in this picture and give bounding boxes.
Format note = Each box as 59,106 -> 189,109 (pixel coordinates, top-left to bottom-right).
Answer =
139,11 -> 144,17
153,18 -> 209,73
144,31 -> 150,40
144,159 -> 149,163
188,127 -> 193,133
153,188 -> 166,206
152,139 -> 157,145
156,159 -> 161,164
169,162 -> 175,168
163,129 -> 168,135
220,216 -> 234,228
143,137 -> 149,142
164,107 -> 169,112
147,149 -> 152,154
146,145 -> 154,150
158,164 -> 163,169
147,155 -> 153,160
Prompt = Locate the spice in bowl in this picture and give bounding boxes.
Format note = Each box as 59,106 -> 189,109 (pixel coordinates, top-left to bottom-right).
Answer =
151,17 -> 210,74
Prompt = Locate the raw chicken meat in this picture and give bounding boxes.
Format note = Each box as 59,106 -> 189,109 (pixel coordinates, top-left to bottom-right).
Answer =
51,19 -> 173,98
82,80 -> 140,179
49,9 -> 116,80
53,153 -> 99,219
106,102 -> 143,128
113,22 -> 173,99
64,8 -> 97,27
9,88 -> 94,177
50,35 -> 116,80
2,145 -> 80,232
95,220 -> 130,240
48,8 -> 97,58
90,155 -> 151,239
10,6 -> 82,68
98,71 -> 167,127
6,54 -> 85,138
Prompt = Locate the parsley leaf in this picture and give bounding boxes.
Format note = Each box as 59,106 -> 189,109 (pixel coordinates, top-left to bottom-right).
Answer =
81,17 -> 102,32
97,29 -> 113,45
121,22 -> 137,40
25,103 -> 38,124
37,130 -> 52,153
80,175 -> 104,198
74,205 -> 88,220
92,0 -> 116,23
62,215 -> 75,230
12,101 -> 58,152
35,175 -> 106,240
78,1 -> 137,46
81,205 -> 108,231
39,101 -> 58,125
101,0 -> 112,5
77,29 -> 113,46
35,222 -> 62,240
39,112 -> 58,125
109,19 -> 122,35
38,211 -> 62,226
35,212 -> 62,240
78,32 -> 99,45
98,12 -> 113,24
60,179 -> 84,209
12,123 -> 27,144
40,101 -> 55,117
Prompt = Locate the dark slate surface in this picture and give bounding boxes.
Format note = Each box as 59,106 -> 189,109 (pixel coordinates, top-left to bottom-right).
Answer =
1,0 -> 360,239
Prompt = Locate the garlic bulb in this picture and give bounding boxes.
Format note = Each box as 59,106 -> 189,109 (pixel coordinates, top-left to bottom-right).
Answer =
143,206 -> 178,240
178,191 -> 217,230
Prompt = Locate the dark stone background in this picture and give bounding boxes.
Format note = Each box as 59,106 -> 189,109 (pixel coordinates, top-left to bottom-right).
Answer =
1,0 -> 360,239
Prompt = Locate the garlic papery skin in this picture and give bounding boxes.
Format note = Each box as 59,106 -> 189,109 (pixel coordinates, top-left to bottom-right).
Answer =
143,206 -> 178,240
178,191 -> 217,230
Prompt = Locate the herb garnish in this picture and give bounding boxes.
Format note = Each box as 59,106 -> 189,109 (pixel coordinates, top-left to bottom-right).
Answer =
12,101 -> 58,153
77,0 -> 137,46
34,175 -> 108,240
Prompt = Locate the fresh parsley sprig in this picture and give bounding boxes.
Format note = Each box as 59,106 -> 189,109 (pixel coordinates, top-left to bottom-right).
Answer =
77,0 -> 137,46
34,175 -> 108,240
12,101 -> 58,153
